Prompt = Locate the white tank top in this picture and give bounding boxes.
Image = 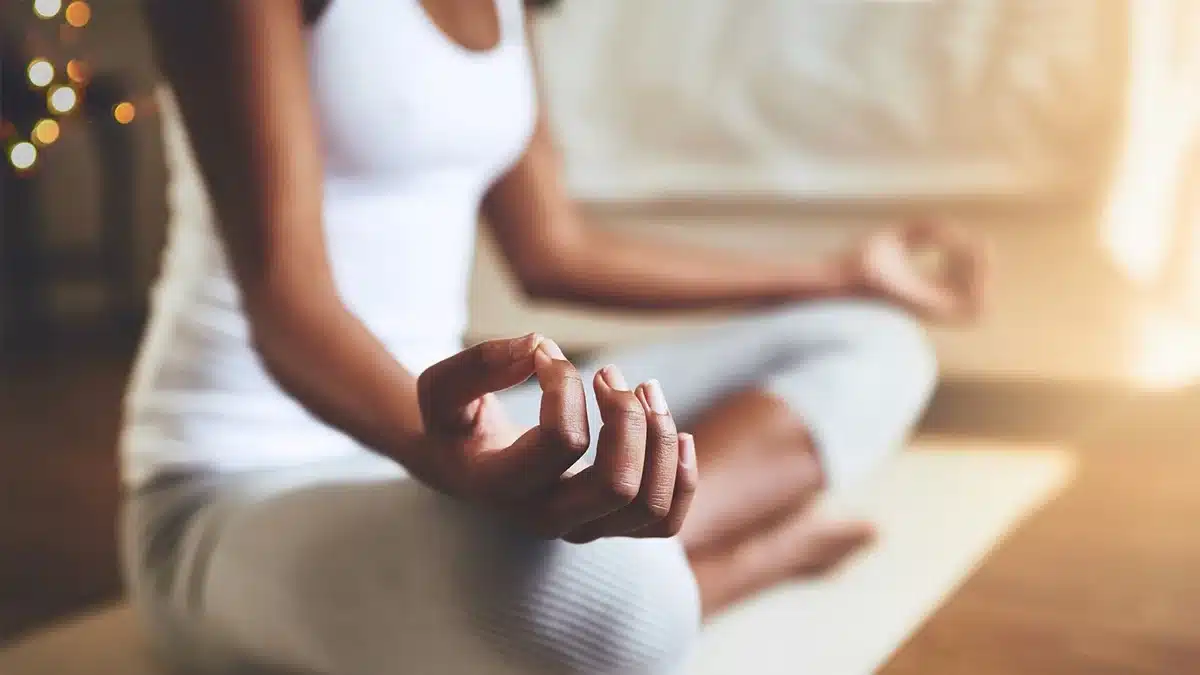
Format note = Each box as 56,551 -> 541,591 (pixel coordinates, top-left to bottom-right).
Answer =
121,0 -> 537,487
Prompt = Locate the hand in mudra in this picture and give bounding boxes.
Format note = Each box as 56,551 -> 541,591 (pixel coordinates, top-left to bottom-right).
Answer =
411,333 -> 697,543
845,222 -> 991,322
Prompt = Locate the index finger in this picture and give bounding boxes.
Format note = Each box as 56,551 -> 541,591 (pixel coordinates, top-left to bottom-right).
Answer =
471,339 -> 592,499
417,333 -> 542,433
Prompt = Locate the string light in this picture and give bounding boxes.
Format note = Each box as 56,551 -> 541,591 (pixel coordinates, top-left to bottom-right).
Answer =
48,85 -> 77,113
27,59 -> 55,88
66,59 -> 88,83
10,142 -> 38,170
33,0 -> 63,19
32,119 -> 61,146
113,102 -> 136,124
64,1 -> 91,28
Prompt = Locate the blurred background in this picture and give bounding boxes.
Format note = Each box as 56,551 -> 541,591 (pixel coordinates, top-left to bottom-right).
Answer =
3,1 -> 1200,673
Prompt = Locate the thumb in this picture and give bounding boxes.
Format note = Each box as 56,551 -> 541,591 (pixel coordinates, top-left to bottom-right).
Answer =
418,333 -> 543,433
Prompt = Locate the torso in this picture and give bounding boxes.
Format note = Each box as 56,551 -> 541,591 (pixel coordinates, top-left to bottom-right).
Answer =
121,0 -> 537,486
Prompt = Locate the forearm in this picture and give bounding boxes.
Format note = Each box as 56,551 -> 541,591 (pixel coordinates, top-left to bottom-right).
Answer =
245,283 -> 426,466
533,225 -> 855,311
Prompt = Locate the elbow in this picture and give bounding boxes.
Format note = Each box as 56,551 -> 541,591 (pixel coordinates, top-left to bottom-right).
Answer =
517,273 -> 563,302
512,260 -> 574,302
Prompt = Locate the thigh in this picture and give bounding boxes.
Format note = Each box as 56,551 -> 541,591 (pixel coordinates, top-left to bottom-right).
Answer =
498,299 -> 934,485
125,453 -> 700,675
498,299 -> 924,436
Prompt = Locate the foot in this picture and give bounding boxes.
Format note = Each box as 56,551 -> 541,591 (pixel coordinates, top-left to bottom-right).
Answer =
765,509 -> 876,577
681,389 -> 828,555
690,510 -> 875,617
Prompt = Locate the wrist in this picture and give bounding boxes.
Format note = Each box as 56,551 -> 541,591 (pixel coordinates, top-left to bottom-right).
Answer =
377,379 -> 429,465
785,258 -> 861,301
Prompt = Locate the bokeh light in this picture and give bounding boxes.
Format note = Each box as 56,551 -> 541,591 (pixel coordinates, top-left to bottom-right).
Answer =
48,85 -> 77,113
66,59 -> 88,83
33,0 -> 63,19
32,119 -> 61,146
113,102 -> 136,124
10,142 -> 38,170
64,1 -> 91,28
27,59 -> 55,88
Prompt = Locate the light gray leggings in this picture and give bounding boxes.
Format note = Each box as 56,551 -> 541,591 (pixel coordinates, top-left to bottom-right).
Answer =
121,299 -> 937,675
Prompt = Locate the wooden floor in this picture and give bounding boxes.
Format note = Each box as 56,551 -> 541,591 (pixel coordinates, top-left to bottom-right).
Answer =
2,348 -> 1200,674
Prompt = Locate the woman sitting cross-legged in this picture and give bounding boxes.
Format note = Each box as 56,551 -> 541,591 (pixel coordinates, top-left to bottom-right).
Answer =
121,0 -> 989,673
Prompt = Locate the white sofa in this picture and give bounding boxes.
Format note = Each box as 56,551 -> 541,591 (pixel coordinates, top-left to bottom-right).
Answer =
472,0 -> 1200,384
534,0 -> 1199,208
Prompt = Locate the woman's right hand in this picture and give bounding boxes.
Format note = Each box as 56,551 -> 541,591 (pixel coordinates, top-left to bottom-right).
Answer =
408,334 -> 698,543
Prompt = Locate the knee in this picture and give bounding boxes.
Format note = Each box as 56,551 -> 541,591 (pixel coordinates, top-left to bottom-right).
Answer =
465,534 -> 702,675
244,488 -> 700,675
853,302 -> 939,401
780,299 -> 939,404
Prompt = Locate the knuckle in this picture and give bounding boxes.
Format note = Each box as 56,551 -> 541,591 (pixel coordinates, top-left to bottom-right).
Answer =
602,476 -> 641,506
639,497 -> 672,521
655,427 -> 680,447
477,339 -> 507,365
619,398 -> 648,420
614,402 -> 648,430
551,427 -> 591,456
557,368 -> 586,391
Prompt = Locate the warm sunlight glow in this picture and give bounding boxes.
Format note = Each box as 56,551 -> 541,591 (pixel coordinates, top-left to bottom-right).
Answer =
1185,189 -> 1200,314
1131,308 -> 1200,390
1099,0 -> 1196,286
1101,139 -> 1182,285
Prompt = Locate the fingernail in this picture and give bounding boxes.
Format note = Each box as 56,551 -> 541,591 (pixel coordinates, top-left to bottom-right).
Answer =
634,385 -> 652,414
511,333 -> 542,361
538,338 -> 566,361
678,432 -> 695,466
601,365 -> 629,391
644,379 -> 668,414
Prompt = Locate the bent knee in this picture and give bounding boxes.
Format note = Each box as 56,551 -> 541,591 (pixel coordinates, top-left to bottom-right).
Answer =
779,298 -> 938,401
466,535 -> 701,675
264,488 -> 701,675
852,302 -> 938,399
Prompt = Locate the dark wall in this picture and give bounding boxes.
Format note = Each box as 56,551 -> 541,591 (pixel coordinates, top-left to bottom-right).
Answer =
2,1 -> 168,351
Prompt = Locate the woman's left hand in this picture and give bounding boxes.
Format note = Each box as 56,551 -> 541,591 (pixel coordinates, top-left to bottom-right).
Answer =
842,222 -> 991,322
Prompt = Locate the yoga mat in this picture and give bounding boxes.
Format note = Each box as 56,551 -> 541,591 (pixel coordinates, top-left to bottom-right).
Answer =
688,441 -> 1076,675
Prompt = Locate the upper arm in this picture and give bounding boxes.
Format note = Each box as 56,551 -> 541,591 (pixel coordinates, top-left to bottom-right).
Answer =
481,14 -> 584,284
145,0 -> 332,306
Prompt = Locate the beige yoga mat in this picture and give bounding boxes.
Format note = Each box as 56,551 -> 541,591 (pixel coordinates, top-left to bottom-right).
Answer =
688,441 -> 1076,675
